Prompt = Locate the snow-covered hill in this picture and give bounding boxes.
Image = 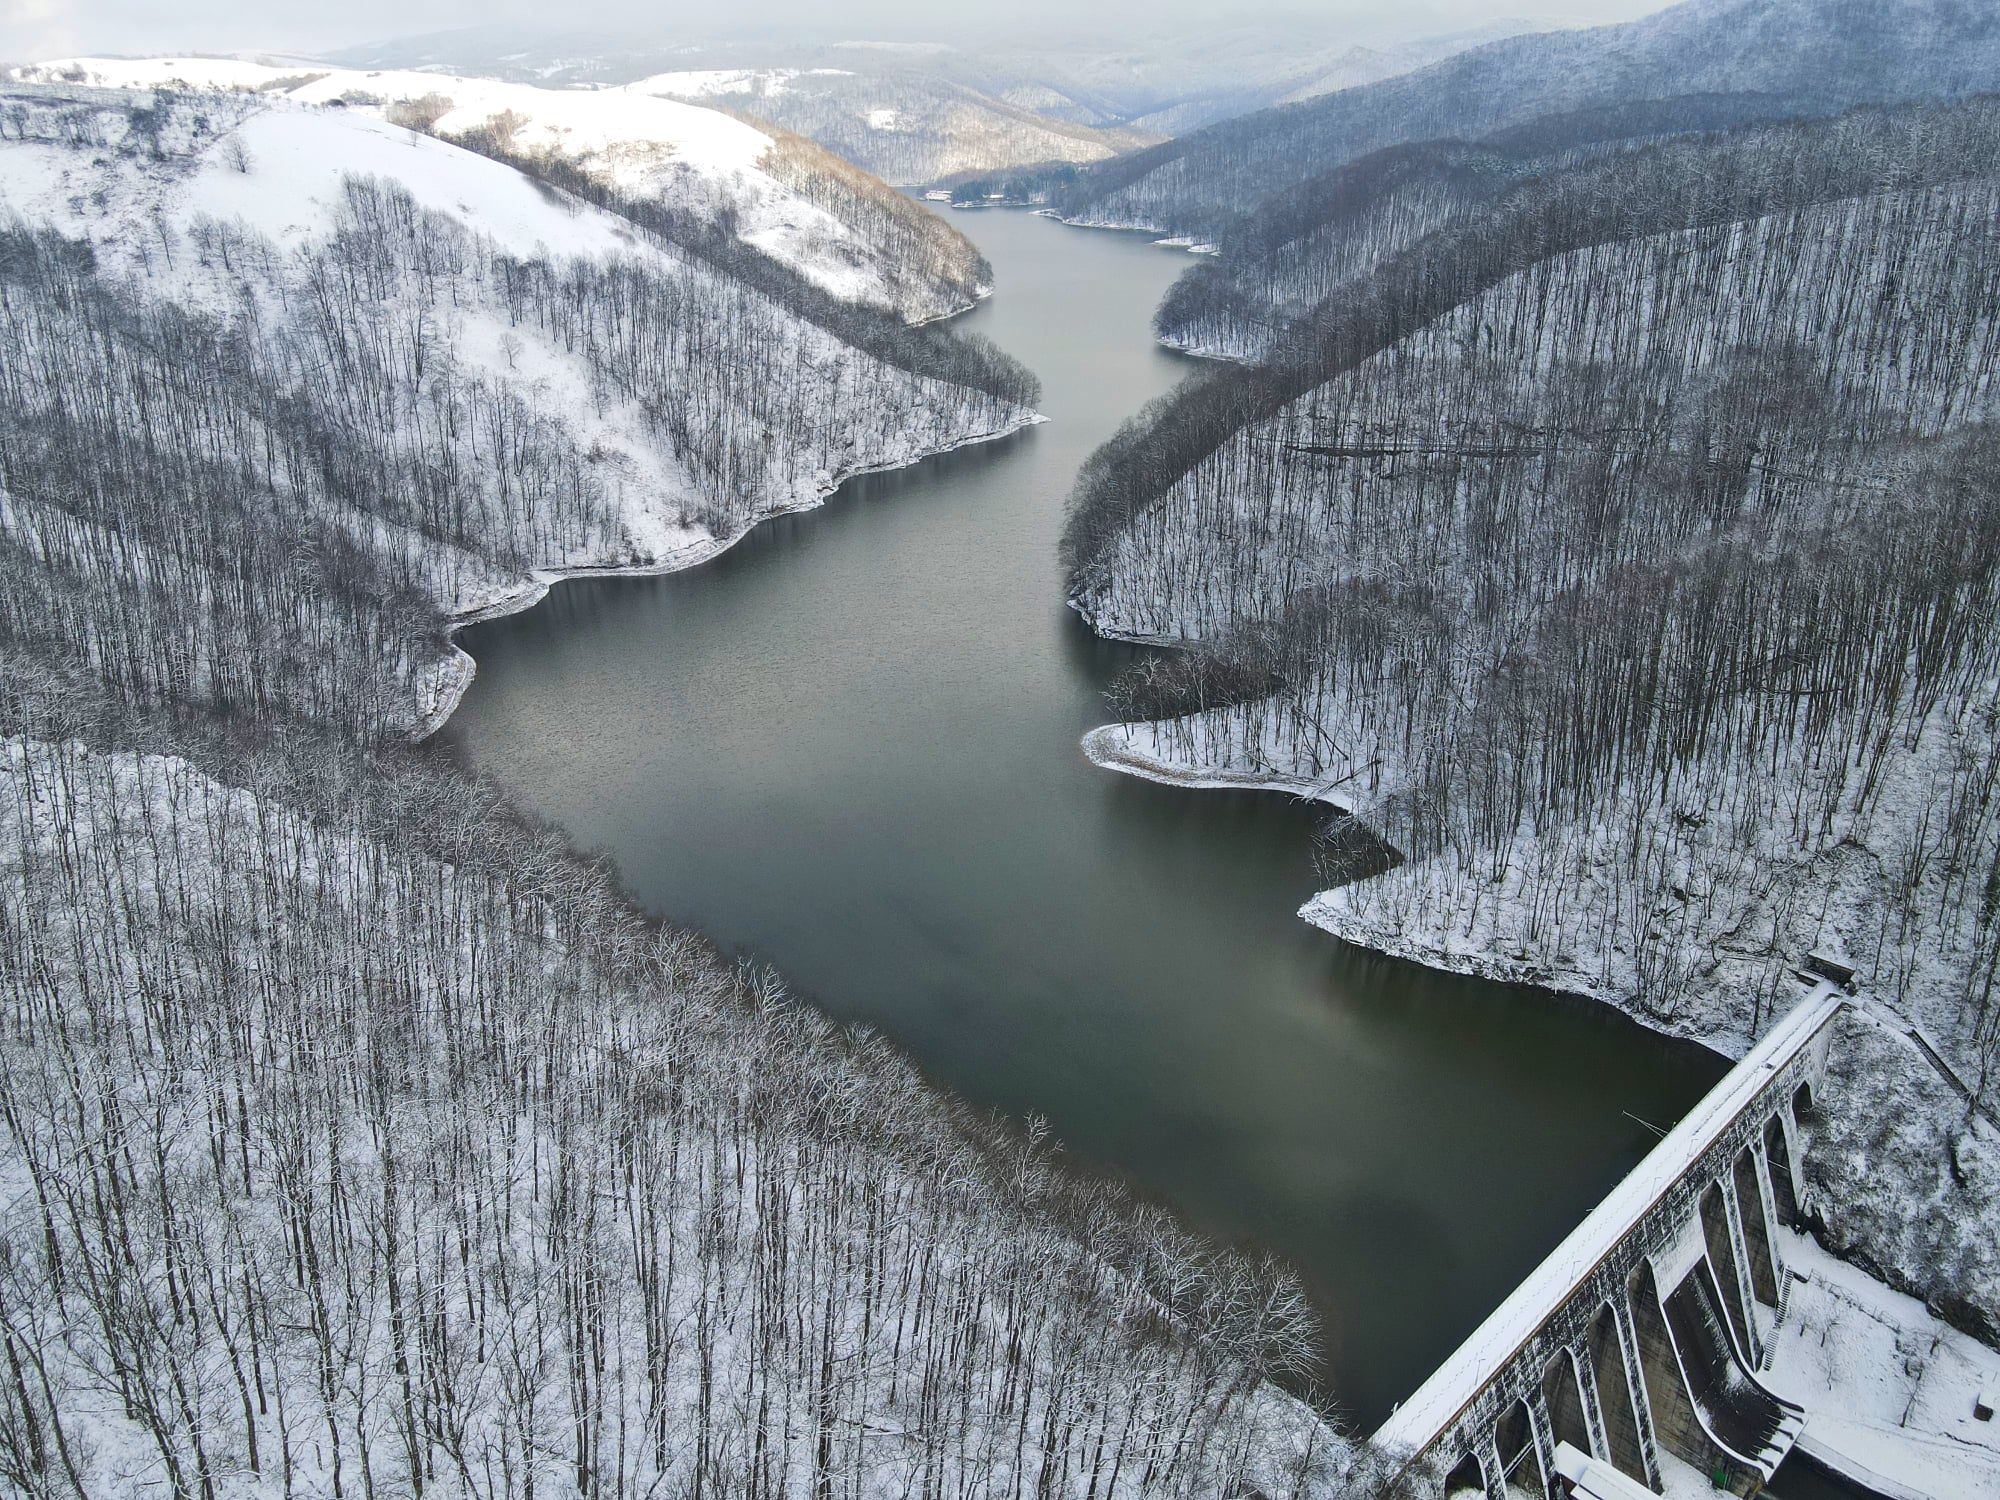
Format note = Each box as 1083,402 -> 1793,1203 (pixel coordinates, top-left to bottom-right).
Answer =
0,721 -> 1339,1500
623,64 -> 1155,187
324,22 -> 1564,152
6,56 -> 989,322
1053,0 -> 2000,238
1065,99 -> 2000,1343
0,73 -> 1350,1500
0,82 -> 1036,738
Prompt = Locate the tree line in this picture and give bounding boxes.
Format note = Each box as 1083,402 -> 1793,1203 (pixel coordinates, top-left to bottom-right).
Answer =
440,118 -> 1035,403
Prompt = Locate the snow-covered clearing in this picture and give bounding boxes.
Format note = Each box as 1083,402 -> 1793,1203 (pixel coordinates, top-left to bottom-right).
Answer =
1764,1228 -> 2000,1500
625,67 -> 853,99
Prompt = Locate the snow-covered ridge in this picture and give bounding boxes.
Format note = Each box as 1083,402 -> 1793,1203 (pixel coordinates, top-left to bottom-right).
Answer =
6,56 -> 985,321
625,66 -> 854,98
622,65 -> 1150,188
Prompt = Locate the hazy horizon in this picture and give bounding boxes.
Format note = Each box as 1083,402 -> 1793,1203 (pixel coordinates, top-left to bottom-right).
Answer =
4,0 -> 1681,67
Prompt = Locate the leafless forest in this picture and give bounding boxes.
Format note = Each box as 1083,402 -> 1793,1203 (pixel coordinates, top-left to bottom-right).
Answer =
1050,0 -> 2000,238
0,82 -> 1344,1500
0,678 -> 1330,1498
1066,96 -> 2000,1335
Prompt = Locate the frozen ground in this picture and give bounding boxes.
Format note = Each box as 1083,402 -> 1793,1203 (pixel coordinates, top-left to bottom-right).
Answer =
1763,1227 -> 2000,1500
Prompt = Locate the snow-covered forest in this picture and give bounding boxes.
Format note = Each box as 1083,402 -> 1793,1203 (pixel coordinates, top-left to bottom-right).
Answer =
0,72 -> 1364,1499
624,68 -> 1154,189
0,685 -> 1334,1497
1152,93 -> 1835,361
1067,91 -> 2000,1341
6,58 -> 995,325
0,84 -> 1036,737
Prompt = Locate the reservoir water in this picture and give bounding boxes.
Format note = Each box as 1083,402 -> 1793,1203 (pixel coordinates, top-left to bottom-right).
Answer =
438,207 -> 1726,1426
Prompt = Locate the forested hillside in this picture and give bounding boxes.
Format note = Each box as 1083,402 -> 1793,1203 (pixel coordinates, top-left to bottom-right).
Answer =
1154,93 -> 1828,360
0,672 -> 1336,1496
1066,96 -> 2000,1341
326,23 -> 1546,166
1051,0 -> 2000,239
7,58 -> 991,323
0,84 -> 1035,737
0,79 -> 1356,1497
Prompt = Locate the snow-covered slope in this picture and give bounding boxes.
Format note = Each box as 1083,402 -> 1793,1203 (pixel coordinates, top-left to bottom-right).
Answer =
7,57 -> 989,321
1,83 -> 642,277
1052,0 -> 2000,238
0,721 -> 1341,1500
1064,102 -> 2000,1342
0,83 -> 1036,737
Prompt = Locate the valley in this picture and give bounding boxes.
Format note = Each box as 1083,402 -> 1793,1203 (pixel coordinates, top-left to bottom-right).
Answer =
3,2 -> 2000,1496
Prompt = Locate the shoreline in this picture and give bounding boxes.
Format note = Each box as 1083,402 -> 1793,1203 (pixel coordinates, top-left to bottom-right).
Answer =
1079,722 -> 1357,809
1079,715 -> 1757,1054
411,410 -> 1046,744
1079,719 -> 1694,1027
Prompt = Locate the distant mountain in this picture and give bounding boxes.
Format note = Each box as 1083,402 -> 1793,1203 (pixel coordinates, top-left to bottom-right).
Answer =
1053,0 -> 2000,237
622,65 -> 1157,186
316,21 -> 1565,185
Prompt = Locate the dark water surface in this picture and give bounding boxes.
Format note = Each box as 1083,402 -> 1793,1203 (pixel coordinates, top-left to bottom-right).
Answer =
440,207 -> 1725,1426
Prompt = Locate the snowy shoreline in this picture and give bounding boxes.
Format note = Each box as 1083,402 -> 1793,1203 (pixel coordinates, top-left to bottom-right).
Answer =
1081,718 -> 1688,1024
413,410 -> 1046,743
1080,722 -> 1356,809
1081,711 -> 1763,1050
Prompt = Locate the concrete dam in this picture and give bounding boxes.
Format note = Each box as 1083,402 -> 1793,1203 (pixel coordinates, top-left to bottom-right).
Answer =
1373,983 -> 1845,1499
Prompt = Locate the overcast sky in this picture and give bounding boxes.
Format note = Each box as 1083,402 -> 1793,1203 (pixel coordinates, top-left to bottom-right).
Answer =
3,0 -> 1681,65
